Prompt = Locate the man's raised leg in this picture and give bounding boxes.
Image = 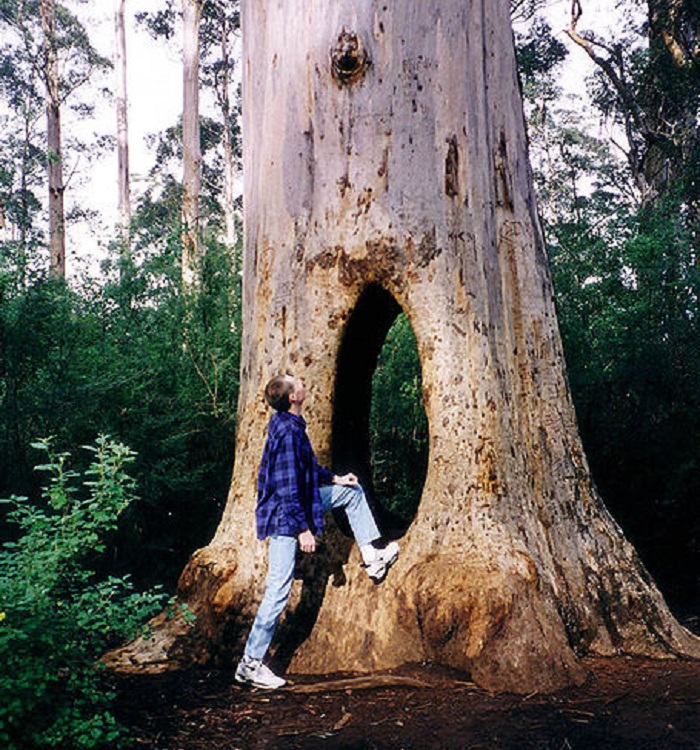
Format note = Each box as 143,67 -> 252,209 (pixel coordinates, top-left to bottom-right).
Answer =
320,484 -> 399,582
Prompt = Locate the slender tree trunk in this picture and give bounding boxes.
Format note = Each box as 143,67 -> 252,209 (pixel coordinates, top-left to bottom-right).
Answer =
114,0 -> 131,253
217,10 -> 238,249
18,113 -> 31,285
40,0 -> 65,279
182,0 -> 204,291
107,0 -> 700,693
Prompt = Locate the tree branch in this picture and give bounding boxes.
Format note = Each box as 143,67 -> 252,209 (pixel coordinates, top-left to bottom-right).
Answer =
565,1 -> 642,132
564,0 -> 657,202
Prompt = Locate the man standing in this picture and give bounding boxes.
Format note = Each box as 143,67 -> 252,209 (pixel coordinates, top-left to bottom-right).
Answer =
235,374 -> 399,689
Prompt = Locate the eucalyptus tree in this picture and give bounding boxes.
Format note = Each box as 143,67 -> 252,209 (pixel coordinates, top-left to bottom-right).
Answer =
40,0 -> 65,277
181,0 -> 204,291
107,0 -> 699,693
566,0 -> 699,210
200,0 -> 241,250
0,0 -> 110,279
135,0 -> 240,292
0,40 -> 45,283
114,0 -> 130,251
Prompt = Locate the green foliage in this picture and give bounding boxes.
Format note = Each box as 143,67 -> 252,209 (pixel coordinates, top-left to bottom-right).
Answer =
0,437 -> 168,749
517,4 -> 699,612
0,229 -> 241,587
515,18 -> 568,83
546,189 -> 699,610
0,0 -> 110,99
0,60 -> 45,281
369,314 -> 429,529
576,1 -> 699,206
0,0 -> 112,277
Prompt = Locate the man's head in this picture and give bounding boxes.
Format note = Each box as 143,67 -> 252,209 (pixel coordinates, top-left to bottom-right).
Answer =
264,374 -> 305,412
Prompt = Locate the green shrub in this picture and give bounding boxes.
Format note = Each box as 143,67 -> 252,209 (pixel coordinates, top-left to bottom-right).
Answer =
0,437 -> 168,749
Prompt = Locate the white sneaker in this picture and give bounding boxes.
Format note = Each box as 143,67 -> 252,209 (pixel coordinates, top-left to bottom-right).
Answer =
235,656 -> 286,689
364,541 -> 399,583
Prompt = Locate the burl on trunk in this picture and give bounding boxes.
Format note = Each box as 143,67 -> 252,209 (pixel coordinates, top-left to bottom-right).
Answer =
106,0 -> 699,692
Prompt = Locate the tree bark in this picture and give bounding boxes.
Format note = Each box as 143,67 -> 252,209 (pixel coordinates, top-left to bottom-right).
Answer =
181,0 -> 204,291
114,0 -> 131,252
107,0 -> 699,693
40,0 -> 66,279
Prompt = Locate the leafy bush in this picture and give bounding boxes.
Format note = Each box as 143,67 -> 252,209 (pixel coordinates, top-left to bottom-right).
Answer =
0,437 -> 168,749
0,234 -> 240,589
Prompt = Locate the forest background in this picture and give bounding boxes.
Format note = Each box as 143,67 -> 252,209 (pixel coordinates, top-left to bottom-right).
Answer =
0,0 -> 698,747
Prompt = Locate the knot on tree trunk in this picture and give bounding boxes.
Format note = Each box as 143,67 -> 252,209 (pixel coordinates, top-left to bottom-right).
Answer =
331,28 -> 368,85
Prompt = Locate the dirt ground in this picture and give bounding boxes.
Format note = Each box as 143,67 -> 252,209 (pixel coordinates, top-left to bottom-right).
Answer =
113,655 -> 700,750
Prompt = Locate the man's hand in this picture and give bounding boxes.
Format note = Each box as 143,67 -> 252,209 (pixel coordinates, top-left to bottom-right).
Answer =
298,529 -> 316,553
333,472 -> 358,487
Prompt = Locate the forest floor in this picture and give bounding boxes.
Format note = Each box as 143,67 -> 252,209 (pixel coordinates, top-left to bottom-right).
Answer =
113,652 -> 700,750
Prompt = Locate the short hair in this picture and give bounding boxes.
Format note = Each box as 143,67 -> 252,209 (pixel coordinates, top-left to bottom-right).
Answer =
264,374 -> 294,412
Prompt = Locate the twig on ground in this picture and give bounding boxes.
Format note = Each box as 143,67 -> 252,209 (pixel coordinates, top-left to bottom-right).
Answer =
289,674 -> 432,694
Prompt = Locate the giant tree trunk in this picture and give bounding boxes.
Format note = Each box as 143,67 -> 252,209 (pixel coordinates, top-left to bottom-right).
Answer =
107,0 -> 699,693
40,0 -> 66,279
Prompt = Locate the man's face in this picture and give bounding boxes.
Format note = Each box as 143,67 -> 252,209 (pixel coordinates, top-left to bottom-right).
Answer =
289,377 -> 306,407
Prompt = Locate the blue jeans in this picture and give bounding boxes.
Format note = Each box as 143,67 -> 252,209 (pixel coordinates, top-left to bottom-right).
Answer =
243,483 -> 380,661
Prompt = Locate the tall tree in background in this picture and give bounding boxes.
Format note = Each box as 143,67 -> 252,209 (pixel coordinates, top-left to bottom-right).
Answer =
115,0 -> 131,252
107,0 -> 699,693
181,0 -> 204,291
202,0 -> 240,249
0,0 -> 109,279
523,1 -> 699,613
645,0 -> 699,219
39,0 -> 65,278
566,0 -> 699,209
0,41 -> 44,283
133,0 -> 241,258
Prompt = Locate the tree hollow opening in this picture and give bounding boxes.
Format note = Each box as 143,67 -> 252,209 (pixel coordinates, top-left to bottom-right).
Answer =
332,285 -> 428,538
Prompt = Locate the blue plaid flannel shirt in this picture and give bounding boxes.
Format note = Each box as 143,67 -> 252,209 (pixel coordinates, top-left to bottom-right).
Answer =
255,411 -> 333,540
